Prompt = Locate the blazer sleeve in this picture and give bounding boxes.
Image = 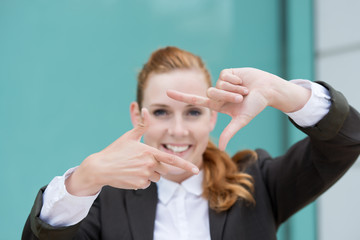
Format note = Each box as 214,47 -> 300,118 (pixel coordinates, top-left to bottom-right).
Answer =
22,184 -> 104,240
22,186 -> 84,240
255,81 -> 360,225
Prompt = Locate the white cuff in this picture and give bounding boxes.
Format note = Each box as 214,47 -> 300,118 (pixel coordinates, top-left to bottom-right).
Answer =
286,80 -> 331,127
40,167 -> 100,227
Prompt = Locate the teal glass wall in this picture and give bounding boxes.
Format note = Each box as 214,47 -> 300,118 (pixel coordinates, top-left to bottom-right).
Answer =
0,0 -> 314,239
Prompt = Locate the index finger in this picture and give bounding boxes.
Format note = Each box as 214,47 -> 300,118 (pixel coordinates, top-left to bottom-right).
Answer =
152,148 -> 199,174
167,90 -> 211,108
219,69 -> 243,85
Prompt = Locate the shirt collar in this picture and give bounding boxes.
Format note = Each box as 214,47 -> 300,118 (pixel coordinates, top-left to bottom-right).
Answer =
156,170 -> 204,205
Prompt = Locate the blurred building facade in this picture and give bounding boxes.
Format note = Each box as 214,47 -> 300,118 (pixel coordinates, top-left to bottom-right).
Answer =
315,0 -> 360,239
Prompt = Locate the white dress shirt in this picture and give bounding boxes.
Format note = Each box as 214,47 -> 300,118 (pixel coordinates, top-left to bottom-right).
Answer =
40,80 -> 331,239
154,171 -> 210,240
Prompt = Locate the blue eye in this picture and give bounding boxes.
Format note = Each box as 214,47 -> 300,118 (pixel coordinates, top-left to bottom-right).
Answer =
153,109 -> 168,117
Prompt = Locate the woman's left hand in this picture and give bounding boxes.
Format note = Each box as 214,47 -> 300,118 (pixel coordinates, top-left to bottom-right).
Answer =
167,67 -> 311,150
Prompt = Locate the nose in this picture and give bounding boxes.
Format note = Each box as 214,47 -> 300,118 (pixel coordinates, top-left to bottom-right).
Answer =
168,115 -> 189,137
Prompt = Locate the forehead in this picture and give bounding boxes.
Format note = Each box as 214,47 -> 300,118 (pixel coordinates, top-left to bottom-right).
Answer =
143,69 -> 209,105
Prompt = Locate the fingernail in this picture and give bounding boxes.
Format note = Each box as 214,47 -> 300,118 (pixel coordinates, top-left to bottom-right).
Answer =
141,108 -> 145,117
243,88 -> 249,94
192,167 -> 199,174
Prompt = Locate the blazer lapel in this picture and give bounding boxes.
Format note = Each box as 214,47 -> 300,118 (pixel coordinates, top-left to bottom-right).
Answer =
209,207 -> 228,240
125,183 -> 228,240
125,183 -> 158,240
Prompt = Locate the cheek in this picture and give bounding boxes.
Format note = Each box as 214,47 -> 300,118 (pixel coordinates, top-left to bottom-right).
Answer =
192,117 -> 214,135
197,134 -> 210,153
143,121 -> 166,145
190,122 -> 212,146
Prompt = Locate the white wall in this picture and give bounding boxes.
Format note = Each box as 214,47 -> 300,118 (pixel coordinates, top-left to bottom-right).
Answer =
315,0 -> 360,239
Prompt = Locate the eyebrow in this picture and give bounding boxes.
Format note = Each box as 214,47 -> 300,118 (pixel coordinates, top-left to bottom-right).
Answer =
149,103 -> 197,108
149,104 -> 169,108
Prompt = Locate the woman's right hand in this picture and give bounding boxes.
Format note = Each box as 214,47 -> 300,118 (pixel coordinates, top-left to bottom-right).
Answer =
65,109 -> 199,196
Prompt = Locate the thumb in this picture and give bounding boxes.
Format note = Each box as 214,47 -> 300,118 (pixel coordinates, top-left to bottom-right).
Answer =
127,108 -> 150,141
218,117 -> 249,151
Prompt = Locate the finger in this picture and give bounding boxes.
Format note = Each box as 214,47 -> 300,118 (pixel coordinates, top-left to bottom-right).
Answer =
219,69 -> 243,85
167,90 -> 212,108
167,90 -> 223,112
141,108 -> 150,127
152,149 -> 199,174
207,87 -> 244,103
216,80 -> 249,95
126,108 -> 150,141
141,180 -> 151,189
218,117 -> 251,151
153,161 -> 168,175
148,171 -> 161,182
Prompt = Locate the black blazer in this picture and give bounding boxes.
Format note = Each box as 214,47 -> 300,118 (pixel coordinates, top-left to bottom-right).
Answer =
22,82 -> 360,240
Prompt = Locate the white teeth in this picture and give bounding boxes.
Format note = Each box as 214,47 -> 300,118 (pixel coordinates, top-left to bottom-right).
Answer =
165,144 -> 190,153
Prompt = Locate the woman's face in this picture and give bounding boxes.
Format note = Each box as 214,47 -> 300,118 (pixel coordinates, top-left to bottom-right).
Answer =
132,69 -> 217,182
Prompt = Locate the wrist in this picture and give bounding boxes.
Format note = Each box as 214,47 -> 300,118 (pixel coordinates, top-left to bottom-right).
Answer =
65,154 -> 103,196
269,79 -> 311,113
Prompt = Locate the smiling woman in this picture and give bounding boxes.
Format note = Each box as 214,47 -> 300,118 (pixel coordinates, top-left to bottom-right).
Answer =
133,69 -> 215,181
22,46 -> 360,240
130,47 -> 255,207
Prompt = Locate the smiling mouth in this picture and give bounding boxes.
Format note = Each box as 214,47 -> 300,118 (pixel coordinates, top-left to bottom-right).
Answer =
163,144 -> 191,153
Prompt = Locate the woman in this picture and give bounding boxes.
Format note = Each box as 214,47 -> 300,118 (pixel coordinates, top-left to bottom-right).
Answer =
22,46 -> 360,240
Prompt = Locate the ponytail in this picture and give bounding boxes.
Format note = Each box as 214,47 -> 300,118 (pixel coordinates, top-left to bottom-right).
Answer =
202,141 -> 257,212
